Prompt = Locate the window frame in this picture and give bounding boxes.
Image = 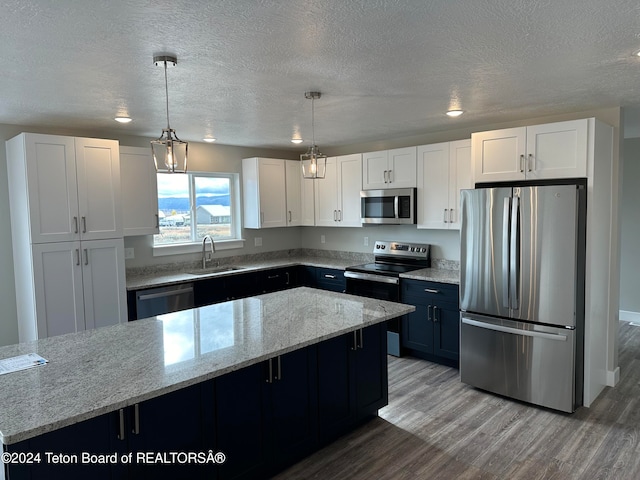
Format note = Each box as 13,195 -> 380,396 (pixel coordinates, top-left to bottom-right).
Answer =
153,171 -> 244,257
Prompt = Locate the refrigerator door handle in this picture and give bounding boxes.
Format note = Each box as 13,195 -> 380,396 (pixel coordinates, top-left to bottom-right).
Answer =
502,197 -> 511,309
461,317 -> 568,342
510,195 -> 520,310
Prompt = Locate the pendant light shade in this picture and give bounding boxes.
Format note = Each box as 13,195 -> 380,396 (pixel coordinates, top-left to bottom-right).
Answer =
151,55 -> 188,173
301,91 -> 327,179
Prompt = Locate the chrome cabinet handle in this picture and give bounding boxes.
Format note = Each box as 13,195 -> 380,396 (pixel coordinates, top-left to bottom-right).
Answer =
275,356 -> 282,381
383,170 -> 388,183
83,248 -> 88,266
338,209 -> 342,221
133,404 -> 140,434
75,248 -> 80,266
528,153 -> 533,172
285,272 -> 290,285
358,329 -> 364,349
449,209 -> 454,223
388,170 -> 392,183
428,305 -> 433,321
443,209 -> 448,223
155,214 -> 159,228
424,288 -> 440,294
324,274 -> 336,279
73,216 -> 78,234
82,216 -> 87,233
433,306 -> 439,322
117,409 -> 126,440
288,210 -> 292,223
519,154 -> 525,172
351,330 -> 358,350
266,358 -> 273,383
267,274 -> 280,279
333,210 -> 337,221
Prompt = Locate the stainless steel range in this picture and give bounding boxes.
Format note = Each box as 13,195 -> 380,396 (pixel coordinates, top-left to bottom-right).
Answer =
345,240 -> 430,356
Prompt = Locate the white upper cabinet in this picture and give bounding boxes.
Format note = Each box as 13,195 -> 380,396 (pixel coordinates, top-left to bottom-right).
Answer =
242,157 -> 287,229
472,119 -> 588,183
416,139 -> 471,230
362,146 -> 417,189
315,154 -> 362,227
6,133 -> 121,244
285,160 -> 303,226
120,146 -> 159,236
300,160 -> 316,226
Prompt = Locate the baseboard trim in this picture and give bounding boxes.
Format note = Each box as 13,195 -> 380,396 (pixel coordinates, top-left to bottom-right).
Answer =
606,366 -> 620,387
619,310 -> 640,323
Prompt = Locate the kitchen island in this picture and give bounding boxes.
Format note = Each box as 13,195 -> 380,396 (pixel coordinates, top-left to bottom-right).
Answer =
0,287 -> 414,480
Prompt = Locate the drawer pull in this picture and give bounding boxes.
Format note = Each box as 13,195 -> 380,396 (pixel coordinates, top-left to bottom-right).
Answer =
424,288 -> 440,294
324,274 -> 336,279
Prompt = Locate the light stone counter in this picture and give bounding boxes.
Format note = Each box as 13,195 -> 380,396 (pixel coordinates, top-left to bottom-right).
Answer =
400,268 -> 460,285
126,255 -> 364,291
0,287 -> 414,445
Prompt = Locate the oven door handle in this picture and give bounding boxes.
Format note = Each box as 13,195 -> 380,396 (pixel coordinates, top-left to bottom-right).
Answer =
344,271 -> 399,285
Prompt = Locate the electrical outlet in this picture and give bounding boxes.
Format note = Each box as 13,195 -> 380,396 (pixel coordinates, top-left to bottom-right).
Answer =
254,237 -> 262,247
364,237 -> 369,247
320,235 -> 325,244
124,247 -> 135,259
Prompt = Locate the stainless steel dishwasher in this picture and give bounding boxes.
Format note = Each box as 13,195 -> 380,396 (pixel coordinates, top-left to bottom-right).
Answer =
135,283 -> 195,319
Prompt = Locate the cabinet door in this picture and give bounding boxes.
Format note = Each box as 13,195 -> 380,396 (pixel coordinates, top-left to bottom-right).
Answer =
216,362 -> 269,480
337,153 -> 362,227
354,323 -> 388,415
127,384 -> 206,480
417,142 -> 450,229
300,162 -> 316,226
472,127 -> 526,183
5,412 -> 116,480
269,348 -> 318,470
120,146 -> 159,236
285,160 -> 302,226
32,242 -> 85,338
401,303 -> 433,354
317,332 -> 356,442
387,146 -> 417,188
448,139 -> 472,229
257,267 -> 295,293
258,158 -> 287,228
362,150 -> 388,190
23,134 -> 79,243
433,303 -> 460,362
81,238 -> 127,330
314,157 -> 339,226
525,119 -> 588,180
75,137 -> 122,240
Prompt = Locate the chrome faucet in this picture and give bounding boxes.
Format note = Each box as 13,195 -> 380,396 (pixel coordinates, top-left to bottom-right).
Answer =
202,235 -> 216,269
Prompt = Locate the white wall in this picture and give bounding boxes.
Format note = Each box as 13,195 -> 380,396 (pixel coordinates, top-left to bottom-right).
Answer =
620,138 -> 640,317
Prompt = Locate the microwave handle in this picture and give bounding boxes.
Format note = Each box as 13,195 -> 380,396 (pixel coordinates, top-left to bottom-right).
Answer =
394,195 -> 399,219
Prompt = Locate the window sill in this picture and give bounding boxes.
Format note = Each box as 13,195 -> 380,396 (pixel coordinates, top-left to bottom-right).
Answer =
152,239 -> 246,257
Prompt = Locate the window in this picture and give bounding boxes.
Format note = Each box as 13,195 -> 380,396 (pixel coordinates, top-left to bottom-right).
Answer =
154,172 -> 241,248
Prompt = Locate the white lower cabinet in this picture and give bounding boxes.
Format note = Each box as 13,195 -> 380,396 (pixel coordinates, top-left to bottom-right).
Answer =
27,239 -> 127,341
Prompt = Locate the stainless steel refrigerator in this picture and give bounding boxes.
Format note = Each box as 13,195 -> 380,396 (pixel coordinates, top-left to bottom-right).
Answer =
459,183 -> 586,413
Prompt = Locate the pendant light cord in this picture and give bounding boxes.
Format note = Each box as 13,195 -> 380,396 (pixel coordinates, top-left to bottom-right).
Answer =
164,60 -> 171,131
311,96 -> 315,148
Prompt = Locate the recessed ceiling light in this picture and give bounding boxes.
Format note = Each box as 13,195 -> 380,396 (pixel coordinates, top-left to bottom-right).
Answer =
446,110 -> 464,117
115,116 -> 132,123
203,137 -> 216,143
291,138 -> 303,144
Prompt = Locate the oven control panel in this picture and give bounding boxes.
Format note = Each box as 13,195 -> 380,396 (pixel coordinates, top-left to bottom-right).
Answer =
374,240 -> 430,257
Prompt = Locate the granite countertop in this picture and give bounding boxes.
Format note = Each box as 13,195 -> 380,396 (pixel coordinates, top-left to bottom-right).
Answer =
126,254 -> 460,290
0,287 -> 414,445
400,268 -> 460,285
126,255 -> 360,290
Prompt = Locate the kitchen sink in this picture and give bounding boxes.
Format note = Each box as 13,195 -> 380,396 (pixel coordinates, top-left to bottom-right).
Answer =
185,266 -> 242,276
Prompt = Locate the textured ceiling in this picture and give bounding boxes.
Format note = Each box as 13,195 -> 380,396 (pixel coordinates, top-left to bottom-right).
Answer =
2,0 -> 640,149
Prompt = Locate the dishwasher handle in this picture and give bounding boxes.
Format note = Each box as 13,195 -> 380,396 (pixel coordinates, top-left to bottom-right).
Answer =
137,286 -> 194,301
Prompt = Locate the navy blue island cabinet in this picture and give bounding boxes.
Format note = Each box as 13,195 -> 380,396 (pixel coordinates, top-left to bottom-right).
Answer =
3,324 -> 386,480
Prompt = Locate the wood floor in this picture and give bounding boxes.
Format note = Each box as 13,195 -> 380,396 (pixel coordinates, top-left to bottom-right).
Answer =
274,322 -> 640,479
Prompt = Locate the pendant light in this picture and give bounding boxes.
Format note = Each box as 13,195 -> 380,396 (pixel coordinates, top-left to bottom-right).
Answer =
151,55 -> 188,173
301,91 -> 327,179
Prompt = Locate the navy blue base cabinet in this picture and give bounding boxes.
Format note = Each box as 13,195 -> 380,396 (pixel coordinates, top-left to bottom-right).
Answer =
401,279 -> 460,368
3,324 -> 386,480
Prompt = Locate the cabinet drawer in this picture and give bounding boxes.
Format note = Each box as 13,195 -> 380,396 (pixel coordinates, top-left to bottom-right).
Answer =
401,279 -> 458,306
316,268 -> 346,292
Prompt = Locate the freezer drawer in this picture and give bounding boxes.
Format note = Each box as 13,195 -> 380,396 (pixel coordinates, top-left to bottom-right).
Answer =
460,312 -> 577,413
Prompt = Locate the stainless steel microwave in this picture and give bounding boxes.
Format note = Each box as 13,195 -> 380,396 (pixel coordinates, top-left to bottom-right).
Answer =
360,188 -> 417,224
